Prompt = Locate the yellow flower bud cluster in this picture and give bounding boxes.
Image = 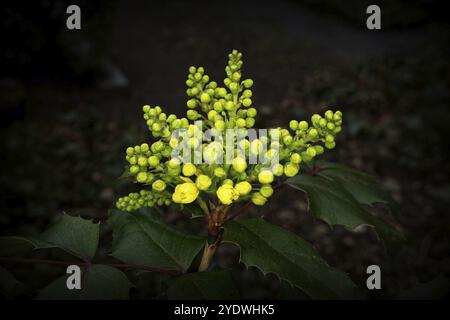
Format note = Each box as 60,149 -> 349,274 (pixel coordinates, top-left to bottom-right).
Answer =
116,50 -> 343,212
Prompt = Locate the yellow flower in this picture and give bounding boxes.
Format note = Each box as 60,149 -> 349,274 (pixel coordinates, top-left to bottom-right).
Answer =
232,157 -> 247,173
235,181 -> 252,196
217,184 -> 239,205
251,192 -> 267,206
196,175 -> 212,191
172,182 -> 199,204
182,163 -> 197,176
258,170 -> 274,184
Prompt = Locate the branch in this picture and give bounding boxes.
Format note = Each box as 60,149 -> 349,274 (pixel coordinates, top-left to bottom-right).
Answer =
0,257 -> 181,275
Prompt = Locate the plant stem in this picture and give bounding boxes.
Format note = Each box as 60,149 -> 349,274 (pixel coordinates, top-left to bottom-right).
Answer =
198,241 -> 217,272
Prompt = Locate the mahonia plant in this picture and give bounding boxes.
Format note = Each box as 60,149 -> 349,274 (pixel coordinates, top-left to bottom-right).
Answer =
116,50 -> 342,214
0,50 -> 402,300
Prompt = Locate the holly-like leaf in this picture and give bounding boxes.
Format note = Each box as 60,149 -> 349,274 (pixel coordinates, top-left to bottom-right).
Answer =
0,214 -> 99,260
287,174 -> 404,249
167,270 -> 240,299
223,218 -> 361,299
37,264 -> 131,300
109,208 -> 205,273
316,162 -> 397,211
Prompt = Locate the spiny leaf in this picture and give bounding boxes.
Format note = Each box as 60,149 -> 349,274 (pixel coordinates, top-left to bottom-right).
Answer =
0,214 -> 99,260
287,174 -> 404,250
223,218 -> 362,299
109,208 -> 204,272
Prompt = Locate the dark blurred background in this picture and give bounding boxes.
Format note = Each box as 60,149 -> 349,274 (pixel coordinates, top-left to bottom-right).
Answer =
0,0 -> 449,299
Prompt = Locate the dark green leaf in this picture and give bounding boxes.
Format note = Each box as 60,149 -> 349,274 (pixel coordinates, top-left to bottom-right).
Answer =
317,162 -> 397,211
37,264 -> 131,300
167,270 -> 240,299
109,208 -> 204,273
0,214 -> 99,260
287,174 -> 404,249
223,218 -> 361,299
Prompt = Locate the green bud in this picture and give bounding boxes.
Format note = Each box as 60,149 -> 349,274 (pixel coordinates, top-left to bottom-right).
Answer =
284,163 -> 299,177
214,167 -> 226,178
299,121 -> 309,130
290,153 -> 302,164
306,147 -> 317,157
289,120 -> 298,130
136,172 -> 148,183
243,79 -> 253,88
152,179 -> 166,192
130,165 -> 139,174
200,93 -> 211,103
236,118 -> 246,128
247,108 -> 257,118
215,120 -> 226,131
251,192 -> 267,206
187,99 -> 197,108
138,157 -> 148,167
148,156 -> 160,167
260,184 -> 274,198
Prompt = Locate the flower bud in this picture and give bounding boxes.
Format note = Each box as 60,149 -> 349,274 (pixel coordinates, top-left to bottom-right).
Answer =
290,153 -> 302,164
152,179 -> 166,192
182,163 -> 197,176
138,156 -> 148,167
260,184 -> 274,198
284,163 -> 299,177
136,172 -> 148,183
217,184 -> 239,205
243,79 -> 253,88
242,98 -> 252,107
289,120 -> 298,130
200,93 -> 211,103
148,156 -> 160,167
214,167 -> 226,178
196,175 -> 212,190
235,181 -> 252,196
251,192 -> 267,206
258,170 -> 274,184
232,157 -> 247,173
247,108 -> 257,118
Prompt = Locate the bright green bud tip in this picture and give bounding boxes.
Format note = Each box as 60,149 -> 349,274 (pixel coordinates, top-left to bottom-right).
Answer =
306,147 -> 317,157
247,108 -> 257,117
152,179 -> 166,192
289,120 -> 298,130
200,93 -> 211,103
284,163 -> 299,177
148,156 -> 159,167
136,172 -> 148,183
243,79 -> 253,88
290,153 -> 302,164
138,156 -> 147,166
242,98 -> 252,107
